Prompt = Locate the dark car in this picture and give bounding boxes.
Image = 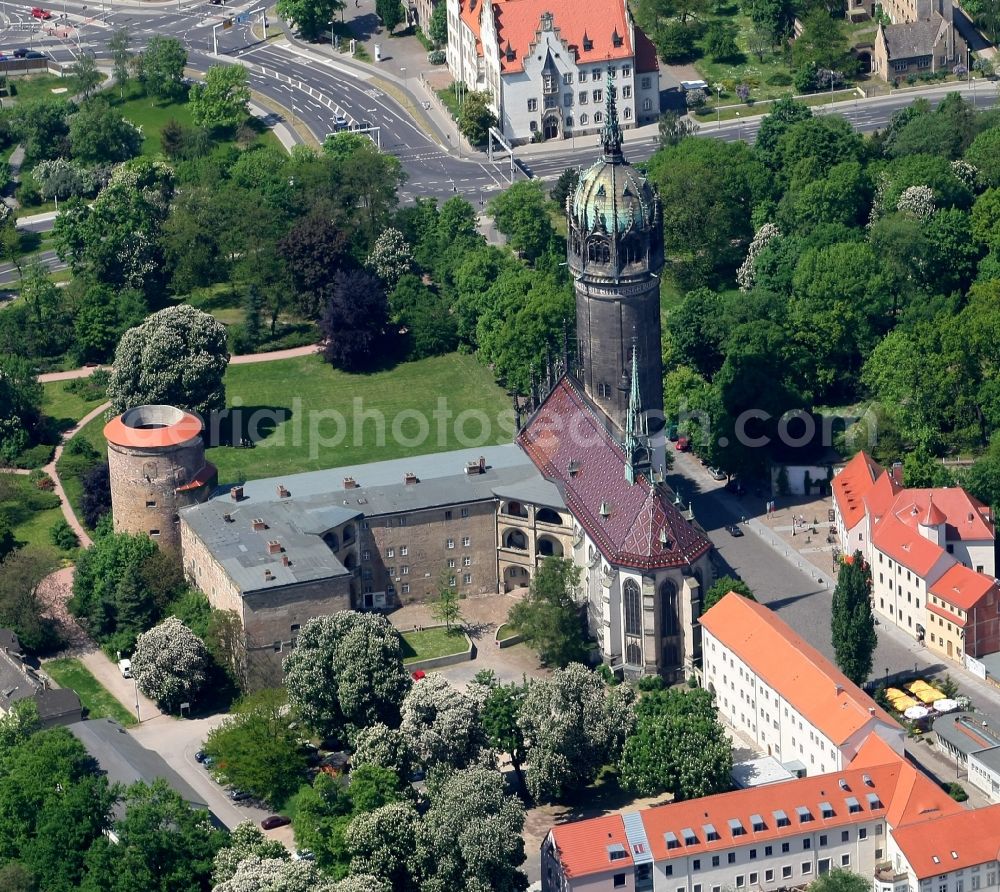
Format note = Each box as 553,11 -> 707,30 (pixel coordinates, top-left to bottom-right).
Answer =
261,815 -> 291,830
202,755 -> 216,768
12,48 -> 29,59
194,750 -> 206,763
24,51 -> 45,59
726,524 -> 744,537
229,789 -> 251,802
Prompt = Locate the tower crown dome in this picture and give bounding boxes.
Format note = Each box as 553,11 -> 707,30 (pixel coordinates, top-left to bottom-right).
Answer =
571,161 -> 658,235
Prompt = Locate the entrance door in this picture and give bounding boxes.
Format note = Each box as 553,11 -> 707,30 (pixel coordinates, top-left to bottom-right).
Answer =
947,640 -> 953,657
363,593 -> 373,608
543,116 -> 559,139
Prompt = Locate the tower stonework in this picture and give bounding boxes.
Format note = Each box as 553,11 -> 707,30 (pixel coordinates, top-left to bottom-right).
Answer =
104,405 -> 217,553
568,71 -> 664,433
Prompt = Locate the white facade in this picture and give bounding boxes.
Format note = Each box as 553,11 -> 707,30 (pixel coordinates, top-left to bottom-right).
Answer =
969,751 -> 1000,802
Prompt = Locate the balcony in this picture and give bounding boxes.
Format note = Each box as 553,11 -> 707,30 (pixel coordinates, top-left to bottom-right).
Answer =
874,862 -> 909,892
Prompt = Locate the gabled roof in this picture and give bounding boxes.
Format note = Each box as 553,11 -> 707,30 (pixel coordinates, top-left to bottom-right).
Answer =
489,0 -> 634,73
548,814 -> 632,879
892,805 -> 1000,878
833,451 -> 883,530
921,496 -> 947,527
700,594 -> 897,745
871,514 -> 946,577
864,470 -> 902,525
459,0 -> 484,57
883,14 -> 949,61
634,26 -> 659,73
517,375 -> 711,570
891,488 -> 994,543
930,563 -> 998,612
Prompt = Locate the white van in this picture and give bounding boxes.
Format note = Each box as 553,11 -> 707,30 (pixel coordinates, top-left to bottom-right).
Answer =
118,659 -> 132,679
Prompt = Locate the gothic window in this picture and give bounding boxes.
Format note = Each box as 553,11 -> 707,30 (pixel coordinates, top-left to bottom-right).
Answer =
661,579 -> 678,636
621,237 -> 641,265
588,239 -> 610,263
624,579 -> 642,636
626,640 -> 643,666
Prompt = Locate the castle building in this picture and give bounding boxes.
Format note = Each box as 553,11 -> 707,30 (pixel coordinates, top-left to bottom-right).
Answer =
111,81 -> 712,688
871,0 -> 966,82
445,0 -> 660,144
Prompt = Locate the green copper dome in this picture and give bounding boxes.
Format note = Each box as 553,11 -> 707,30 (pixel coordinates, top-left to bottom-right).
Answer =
571,160 -> 657,234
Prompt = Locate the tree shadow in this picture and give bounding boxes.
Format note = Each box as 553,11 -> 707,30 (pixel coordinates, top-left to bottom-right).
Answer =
204,405 -> 292,448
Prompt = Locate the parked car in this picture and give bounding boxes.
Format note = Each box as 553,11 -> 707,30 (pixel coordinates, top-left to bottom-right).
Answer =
194,750 -> 206,763
333,113 -> 349,131
229,788 -> 251,802
202,755 -> 216,768
675,437 -> 690,452
708,467 -> 726,481
411,669 -> 426,681
291,850 -> 315,862
117,658 -> 132,678
31,7 -> 53,19
261,815 -> 291,830
726,524 -> 744,537
24,51 -> 45,59
12,48 -> 29,59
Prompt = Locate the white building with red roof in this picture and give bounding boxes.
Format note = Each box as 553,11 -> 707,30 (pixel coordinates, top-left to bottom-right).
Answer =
832,451 -> 999,664
445,0 -> 660,143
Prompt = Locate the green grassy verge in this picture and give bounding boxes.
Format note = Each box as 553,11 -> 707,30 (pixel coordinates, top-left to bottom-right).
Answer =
42,378 -> 107,431
400,627 -> 468,664
0,475 -> 64,555
56,411 -> 108,528
496,622 -> 520,642
6,73 -> 104,104
43,657 -> 137,726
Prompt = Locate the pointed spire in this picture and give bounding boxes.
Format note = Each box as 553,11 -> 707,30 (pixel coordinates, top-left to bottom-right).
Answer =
624,340 -> 644,485
601,66 -> 623,162
562,318 -> 570,375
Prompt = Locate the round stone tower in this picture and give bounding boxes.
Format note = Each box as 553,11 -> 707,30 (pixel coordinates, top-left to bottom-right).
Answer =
104,405 -> 217,553
568,70 -> 664,433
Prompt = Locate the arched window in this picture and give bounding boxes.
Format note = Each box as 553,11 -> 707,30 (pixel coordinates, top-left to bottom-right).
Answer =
626,640 -> 643,666
323,531 -> 340,551
588,239 -> 610,264
624,579 -> 642,636
536,508 -> 563,526
660,579 -> 678,636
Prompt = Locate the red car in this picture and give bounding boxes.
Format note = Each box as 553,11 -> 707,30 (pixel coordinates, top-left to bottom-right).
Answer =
674,437 -> 690,452
31,7 -> 52,18
261,815 -> 291,830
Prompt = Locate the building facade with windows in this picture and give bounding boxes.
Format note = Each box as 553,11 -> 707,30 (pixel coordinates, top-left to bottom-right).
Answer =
871,0 -> 965,82
540,743 -> 994,892
700,594 -> 904,775
832,451 -> 999,665
445,0 -> 660,143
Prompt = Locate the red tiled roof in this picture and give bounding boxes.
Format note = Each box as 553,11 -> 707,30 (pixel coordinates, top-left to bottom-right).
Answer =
864,471 -> 902,524
549,814 -> 631,879
490,0 -> 634,73
517,376 -> 711,570
104,409 -> 203,449
891,488 -> 994,543
892,805 -> 1000,878
921,496 -> 947,527
459,0 -> 484,57
700,594 -> 898,746
930,563 -> 998,612
927,599 -> 967,628
833,451 -> 883,531
634,26 -> 659,73
871,514 -> 946,577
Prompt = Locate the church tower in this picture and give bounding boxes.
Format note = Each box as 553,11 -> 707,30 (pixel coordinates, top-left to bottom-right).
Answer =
567,71 -> 664,434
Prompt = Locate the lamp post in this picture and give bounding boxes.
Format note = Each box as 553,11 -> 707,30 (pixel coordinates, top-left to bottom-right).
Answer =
715,84 -> 722,130
134,676 -> 141,723
735,111 -> 741,142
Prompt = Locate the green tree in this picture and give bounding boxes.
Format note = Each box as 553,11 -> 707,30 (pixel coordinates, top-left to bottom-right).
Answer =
190,65 -> 250,131
203,688 -> 307,806
291,772 -> 353,874
489,180 -> 556,263
376,0 -> 404,32
428,0 -> 448,46
107,304 -> 229,416
10,99 -> 71,161
458,90 -> 498,146
967,126 -> 1000,188
702,575 -> 755,613
432,571 -> 464,630
212,821 -> 289,886
509,557 -> 588,667
138,36 -> 187,100
73,283 -> 147,365
108,27 -> 132,97
964,436 -> 1000,511
70,53 -> 103,99
755,96 -> 812,169
277,0 -> 346,41
0,548 -> 61,653
657,110 -> 699,148
518,663 -> 635,802
618,687 -> 733,799
792,9 -> 848,71
809,869 -> 874,892
549,166 -> 580,207
0,699 -> 39,749
69,99 -> 143,164
902,449 -> 956,488
831,551 -> 877,685
476,676 -> 529,787
80,779 -> 225,892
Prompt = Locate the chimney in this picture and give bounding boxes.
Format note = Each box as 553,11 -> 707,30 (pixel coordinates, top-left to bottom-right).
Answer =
835,684 -> 843,695
276,484 -> 290,498
567,458 -> 580,477
281,554 -> 291,566
251,518 -> 267,532
465,460 -> 484,475
230,485 -> 244,501
479,455 -> 486,472
266,540 -> 282,555
891,462 -> 904,486
223,512 -> 234,523
869,706 -> 876,715
404,472 -> 418,485
600,501 -> 612,518
344,476 -> 359,489
264,569 -> 274,581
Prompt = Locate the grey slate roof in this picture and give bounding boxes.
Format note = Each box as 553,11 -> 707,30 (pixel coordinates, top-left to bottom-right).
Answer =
0,649 -> 81,724
883,16 -> 946,60
68,718 -> 211,813
0,628 -> 22,656
972,745 -> 1000,774
933,712 -> 1000,756
182,445 -> 552,595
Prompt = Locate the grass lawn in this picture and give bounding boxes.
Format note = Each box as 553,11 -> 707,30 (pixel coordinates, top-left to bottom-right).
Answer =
56,411 -> 108,527
42,379 -> 108,431
7,73 -> 104,104
43,657 -> 137,726
0,475 -> 64,556
206,352 -> 511,481
400,626 -> 468,664
496,621 -> 520,642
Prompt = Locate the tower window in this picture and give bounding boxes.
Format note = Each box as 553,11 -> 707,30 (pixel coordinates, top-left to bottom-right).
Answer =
145,500 -> 157,508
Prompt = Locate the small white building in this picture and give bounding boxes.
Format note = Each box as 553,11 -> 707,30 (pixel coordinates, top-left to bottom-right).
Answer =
701,593 -> 903,775
446,0 -> 660,144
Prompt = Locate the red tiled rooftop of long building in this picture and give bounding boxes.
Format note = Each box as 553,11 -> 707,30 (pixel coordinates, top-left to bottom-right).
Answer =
833,451 -> 883,530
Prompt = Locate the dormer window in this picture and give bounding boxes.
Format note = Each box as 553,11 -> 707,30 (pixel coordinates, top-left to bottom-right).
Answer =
582,30 -> 593,51
612,27 -> 623,47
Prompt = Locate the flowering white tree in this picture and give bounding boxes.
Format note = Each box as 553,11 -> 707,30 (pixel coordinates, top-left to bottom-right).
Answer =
345,801 -> 419,890
283,611 -> 411,737
951,159 -> 978,190
212,821 -> 289,885
212,855 -> 336,892
32,159 -> 95,201
365,227 -> 412,288
333,876 -> 391,892
736,222 -> 780,292
400,673 -> 485,770
132,616 -> 209,713
351,722 -> 413,778
415,766 -> 527,892
518,662 -> 635,803
896,185 -> 935,219
107,304 -> 230,416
